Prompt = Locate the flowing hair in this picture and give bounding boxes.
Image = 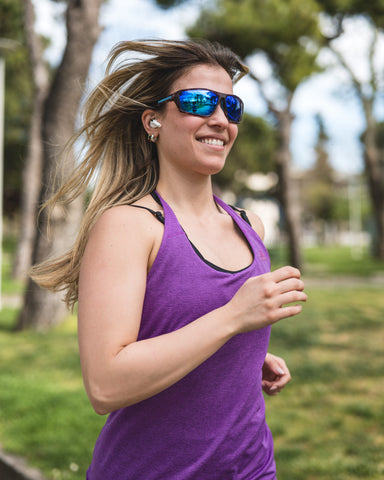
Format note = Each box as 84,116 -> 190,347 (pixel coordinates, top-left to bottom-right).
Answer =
30,39 -> 249,309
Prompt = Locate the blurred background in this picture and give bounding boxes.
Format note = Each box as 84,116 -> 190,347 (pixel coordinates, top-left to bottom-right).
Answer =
0,1 -> 383,479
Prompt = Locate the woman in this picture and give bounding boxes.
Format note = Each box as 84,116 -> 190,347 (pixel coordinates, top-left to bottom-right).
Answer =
32,39 -> 307,479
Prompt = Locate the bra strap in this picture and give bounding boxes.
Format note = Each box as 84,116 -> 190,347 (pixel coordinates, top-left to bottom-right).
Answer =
229,205 -> 252,226
129,203 -> 165,224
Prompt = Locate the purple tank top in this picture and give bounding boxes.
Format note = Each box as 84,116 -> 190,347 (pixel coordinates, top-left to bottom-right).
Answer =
86,193 -> 276,480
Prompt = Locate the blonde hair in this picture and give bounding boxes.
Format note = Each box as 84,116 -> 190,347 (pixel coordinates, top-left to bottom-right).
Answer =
31,39 -> 249,309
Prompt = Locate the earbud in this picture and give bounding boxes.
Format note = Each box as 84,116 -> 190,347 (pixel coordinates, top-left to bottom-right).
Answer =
149,119 -> 162,129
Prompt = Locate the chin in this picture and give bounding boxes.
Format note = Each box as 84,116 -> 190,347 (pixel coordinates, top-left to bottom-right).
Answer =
200,157 -> 227,175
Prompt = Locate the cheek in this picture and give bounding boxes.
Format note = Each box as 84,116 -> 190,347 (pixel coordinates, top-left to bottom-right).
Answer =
228,125 -> 238,149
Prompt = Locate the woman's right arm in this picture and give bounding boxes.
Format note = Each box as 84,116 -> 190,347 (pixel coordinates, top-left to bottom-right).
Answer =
78,207 -> 307,415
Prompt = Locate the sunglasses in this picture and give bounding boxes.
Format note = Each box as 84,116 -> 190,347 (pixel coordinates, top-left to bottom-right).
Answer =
157,88 -> 244,124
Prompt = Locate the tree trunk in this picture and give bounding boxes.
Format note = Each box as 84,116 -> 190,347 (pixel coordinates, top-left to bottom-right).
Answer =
275,105 -> 303,269
16,0 -> 102,330
362,98 -> 384,259
12,0 -> 49,280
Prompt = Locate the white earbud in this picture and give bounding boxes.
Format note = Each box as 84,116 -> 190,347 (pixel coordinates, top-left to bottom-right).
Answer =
149,119 -> 162,129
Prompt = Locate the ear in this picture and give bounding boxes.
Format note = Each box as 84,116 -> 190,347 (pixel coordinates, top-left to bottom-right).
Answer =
142,109 -> 161,135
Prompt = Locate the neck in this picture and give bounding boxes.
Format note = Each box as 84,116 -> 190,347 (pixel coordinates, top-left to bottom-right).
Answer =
156,173 -> 218,217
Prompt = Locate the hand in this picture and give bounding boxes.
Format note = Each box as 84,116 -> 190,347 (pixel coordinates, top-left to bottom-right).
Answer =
262,353 -> 291,396
227,266 -> 307,334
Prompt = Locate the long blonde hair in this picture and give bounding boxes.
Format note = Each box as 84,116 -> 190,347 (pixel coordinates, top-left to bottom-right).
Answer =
31,39 -> 249,309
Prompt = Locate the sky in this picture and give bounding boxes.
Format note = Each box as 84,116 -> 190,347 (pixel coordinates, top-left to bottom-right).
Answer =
34,0 -> 384,175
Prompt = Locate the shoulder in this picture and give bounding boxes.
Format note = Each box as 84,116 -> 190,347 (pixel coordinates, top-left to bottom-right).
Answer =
243,209 -> 265,241
92,193 -> 163,237
84,200 -> 163,269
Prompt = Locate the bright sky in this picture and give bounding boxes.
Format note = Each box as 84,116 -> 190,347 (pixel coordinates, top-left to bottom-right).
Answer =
34,0 -> 384,174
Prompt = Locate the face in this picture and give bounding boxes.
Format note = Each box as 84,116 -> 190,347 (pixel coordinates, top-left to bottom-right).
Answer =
150,64 -> 239,179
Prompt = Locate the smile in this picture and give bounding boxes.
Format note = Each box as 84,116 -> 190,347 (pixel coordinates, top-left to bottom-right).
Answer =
198,138 -> 224,146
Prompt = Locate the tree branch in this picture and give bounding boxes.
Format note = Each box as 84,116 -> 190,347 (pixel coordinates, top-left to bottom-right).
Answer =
248,70 -> 279,116
328,45 -> 364,98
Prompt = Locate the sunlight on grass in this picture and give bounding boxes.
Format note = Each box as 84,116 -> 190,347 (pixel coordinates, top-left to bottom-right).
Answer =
267,287 -> 384,480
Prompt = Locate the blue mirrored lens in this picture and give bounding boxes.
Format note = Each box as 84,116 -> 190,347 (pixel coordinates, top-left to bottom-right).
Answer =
225,95 -> 242,122
178,90 -> 219,116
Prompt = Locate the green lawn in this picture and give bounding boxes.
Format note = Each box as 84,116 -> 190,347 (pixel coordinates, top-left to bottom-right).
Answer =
0,244 -> 383,479
270,244 -> 384,277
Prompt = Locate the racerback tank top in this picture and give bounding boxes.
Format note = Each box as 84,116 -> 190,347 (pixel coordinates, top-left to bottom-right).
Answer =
86,192 -> 276,480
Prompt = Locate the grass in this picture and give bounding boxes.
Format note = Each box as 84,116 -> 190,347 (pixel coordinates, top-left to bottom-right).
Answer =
267,287 -> 384,480
0,311 -> 105,479
270,244 -> 384,277
0,243 -> 383,479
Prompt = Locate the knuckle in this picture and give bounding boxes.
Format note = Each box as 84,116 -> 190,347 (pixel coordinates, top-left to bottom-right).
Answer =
266,310 -> 279,323
263,282 -> 276,298
264,298 -> 275,311
292,291 -> 303,302
284,265 -> 300,277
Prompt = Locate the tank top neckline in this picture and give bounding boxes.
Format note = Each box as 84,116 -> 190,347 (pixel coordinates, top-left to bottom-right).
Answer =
154,190 -> 256,274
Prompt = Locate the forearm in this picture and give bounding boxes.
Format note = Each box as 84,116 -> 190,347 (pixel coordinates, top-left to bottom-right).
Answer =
84,304 -> 236,414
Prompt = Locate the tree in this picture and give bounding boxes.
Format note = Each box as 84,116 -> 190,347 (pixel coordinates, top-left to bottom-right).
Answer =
188,0 -> 324,268
12,0 -> 49,280
302,114 -> 337,242
317,0 -> 384,258
0,0 -> 33,218
16,0 -> 102,329
214,113 -> 277,195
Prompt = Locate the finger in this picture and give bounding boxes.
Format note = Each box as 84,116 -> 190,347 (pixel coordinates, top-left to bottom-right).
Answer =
280,289 -> 308,305
268,303 -> 304,323
269,266 -> 301,283
263,382 -> 282,396
277,277 -> 305,295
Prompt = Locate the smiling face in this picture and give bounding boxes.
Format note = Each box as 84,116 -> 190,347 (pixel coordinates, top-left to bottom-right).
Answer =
153,64 -> 239,181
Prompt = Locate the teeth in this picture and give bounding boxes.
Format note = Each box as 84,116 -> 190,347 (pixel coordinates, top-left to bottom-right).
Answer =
199,138 -> 224,146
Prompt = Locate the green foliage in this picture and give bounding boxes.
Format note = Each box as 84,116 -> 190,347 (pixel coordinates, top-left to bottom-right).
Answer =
214,113 -> 277,193
188,0 -> 324,92
0,0 -> 34,217
302,115 -> 339,222
316,0 -> 384,28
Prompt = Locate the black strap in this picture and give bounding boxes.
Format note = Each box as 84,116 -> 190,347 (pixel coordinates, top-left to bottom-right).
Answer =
151,191 -> 162,206
129,203 -> 165,224
230,205 -> 252,226
130,192 -> 250,227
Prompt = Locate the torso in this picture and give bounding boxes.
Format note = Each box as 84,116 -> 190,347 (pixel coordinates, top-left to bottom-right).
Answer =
87,193 -> 275,480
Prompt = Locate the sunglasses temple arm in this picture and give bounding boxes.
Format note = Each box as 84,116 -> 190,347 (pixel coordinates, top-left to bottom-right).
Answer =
157,95 -> 173,105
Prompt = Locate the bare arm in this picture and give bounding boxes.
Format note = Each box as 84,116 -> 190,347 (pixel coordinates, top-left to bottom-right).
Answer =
78,207 -> 306,415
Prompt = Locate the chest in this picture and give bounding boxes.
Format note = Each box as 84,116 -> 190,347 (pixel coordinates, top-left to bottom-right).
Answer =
175,213 -> 254,272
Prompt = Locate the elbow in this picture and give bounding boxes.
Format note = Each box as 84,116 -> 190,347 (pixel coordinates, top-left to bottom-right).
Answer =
91,399 -> 111,416
85,376 -> 140,414
85,379 -> 117,415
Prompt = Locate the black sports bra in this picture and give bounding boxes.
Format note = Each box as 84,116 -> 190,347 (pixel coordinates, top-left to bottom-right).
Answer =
130,191 -> 251,227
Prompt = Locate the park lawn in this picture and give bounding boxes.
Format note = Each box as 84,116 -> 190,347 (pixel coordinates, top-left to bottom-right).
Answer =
0,285 -> 383,480
267,286 -> 384,480
270,244 -> 384,277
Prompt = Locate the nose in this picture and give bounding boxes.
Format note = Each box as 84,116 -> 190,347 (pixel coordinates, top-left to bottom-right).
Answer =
208,100 -> 229,126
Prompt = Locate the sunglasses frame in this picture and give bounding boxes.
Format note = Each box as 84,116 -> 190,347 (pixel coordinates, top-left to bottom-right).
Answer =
156,88 -> 244,124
